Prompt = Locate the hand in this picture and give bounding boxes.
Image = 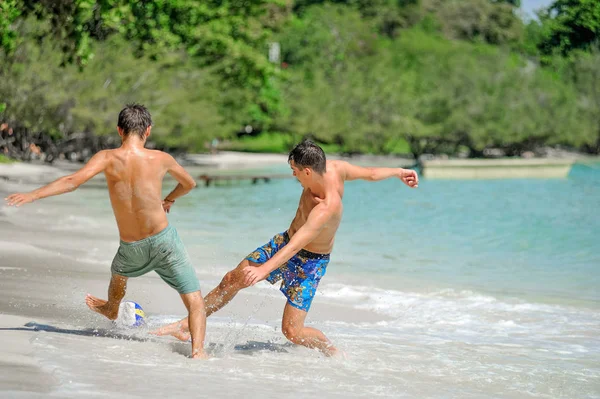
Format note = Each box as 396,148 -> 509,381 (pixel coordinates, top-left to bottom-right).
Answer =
399,169 -> 418,188
243,265 -> 269,286
162,199 -> 174,213
5,193 -> 35,207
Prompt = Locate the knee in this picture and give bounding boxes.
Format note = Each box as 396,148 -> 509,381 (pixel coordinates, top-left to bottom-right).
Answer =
281,324 -> 302,343
187,292 -> 203,307
183,291 -> 205,310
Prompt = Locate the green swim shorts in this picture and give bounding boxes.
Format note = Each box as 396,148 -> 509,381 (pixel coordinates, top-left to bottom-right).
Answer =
111,225 -> 200,294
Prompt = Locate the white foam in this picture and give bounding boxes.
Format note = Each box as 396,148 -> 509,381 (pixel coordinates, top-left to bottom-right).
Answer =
0,241 -> 56,255
20,300 -> 600,399
320,283 -> 589,317
73,257 -> 108,266
318,283 -> 600,351
50,215 -> 102,231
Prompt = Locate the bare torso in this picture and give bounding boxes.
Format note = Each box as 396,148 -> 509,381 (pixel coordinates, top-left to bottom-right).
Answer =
103,148 -> 169,242
288,160 -> 345,254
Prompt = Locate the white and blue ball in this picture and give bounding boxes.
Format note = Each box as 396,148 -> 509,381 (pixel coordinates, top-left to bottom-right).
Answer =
115,300 -> 146,328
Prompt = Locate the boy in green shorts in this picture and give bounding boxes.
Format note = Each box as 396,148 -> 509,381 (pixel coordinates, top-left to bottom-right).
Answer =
5,104 -> 208,359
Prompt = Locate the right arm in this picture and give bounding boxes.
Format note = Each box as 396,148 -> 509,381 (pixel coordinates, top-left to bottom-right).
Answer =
5,150 -> 109,207
162,154 -> 197,212
242,203 -> 333,286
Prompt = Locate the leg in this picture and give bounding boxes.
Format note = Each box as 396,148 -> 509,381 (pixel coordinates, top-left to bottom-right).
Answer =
180,291 -> 208,359
85,274 -> 128,320
150,259 -> 257,339
281,302 -> 337,357
205,259 -> 256,316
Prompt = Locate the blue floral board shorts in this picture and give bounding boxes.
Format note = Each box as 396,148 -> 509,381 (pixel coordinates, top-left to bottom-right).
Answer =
246,231 -> 330,312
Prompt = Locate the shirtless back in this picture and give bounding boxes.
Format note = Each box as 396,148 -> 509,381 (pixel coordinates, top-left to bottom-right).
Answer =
102,147 -> 194,242
5,112 -> 195,244
5,104 -> 209,359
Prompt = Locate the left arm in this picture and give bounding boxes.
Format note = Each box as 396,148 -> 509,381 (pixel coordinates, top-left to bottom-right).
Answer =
5,151 -> 109,207
162,153 -> 197,213
339,161 -> 418,188
243,205 -> 333,286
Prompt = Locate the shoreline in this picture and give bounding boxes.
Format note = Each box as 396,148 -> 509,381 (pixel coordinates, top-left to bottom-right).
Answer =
1,151 -> 598,185
421,157 -> 579,179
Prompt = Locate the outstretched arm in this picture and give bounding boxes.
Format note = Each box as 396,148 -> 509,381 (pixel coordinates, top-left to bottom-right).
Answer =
162,154 -> 197,213
5,151 -> 109,207
243,205 -> 332,286
340,161 -> 418,188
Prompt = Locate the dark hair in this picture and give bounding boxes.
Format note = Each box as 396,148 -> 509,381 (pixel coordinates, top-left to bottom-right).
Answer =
117,103 -> 152,139
288,139 -> 327,174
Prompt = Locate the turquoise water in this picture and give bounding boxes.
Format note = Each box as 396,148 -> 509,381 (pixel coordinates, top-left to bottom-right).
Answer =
172,163 -> 600,308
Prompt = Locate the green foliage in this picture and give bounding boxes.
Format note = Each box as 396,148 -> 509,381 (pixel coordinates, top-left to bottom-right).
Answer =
425,0 -> 523,45
1,0 -> 290,124
514,20 -> 546,56
0,0 -> 21,54
538,0 -> 600,56
274,10 -> 598,156
224,132 -> 293,153
281,4 -> 380,68
0,24 -> 68,137
566,49 -> 600,152
63,39 -> 233,150
0,154 -> 17,163
0,25 -> 235,151
1,0 -> 599,157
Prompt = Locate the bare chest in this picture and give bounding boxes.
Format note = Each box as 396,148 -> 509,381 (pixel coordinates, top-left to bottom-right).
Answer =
296,191 -> 321,220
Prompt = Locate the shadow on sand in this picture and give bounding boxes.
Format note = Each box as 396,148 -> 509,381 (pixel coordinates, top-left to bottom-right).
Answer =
170,339 -> 291,357
0,322 -> 151,342
1,322 -> 292,357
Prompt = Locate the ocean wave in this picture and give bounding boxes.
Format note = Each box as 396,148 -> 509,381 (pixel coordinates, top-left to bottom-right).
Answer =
318,283 -> 600,338
50,214 -> 104,231
0,240 -> 57,256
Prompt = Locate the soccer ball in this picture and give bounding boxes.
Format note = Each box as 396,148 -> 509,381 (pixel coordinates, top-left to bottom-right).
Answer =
115,300 -> 146,328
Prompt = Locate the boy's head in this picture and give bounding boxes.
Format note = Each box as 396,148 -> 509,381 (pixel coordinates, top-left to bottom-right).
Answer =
288,140 -> 326,186
117,104 -> 152,140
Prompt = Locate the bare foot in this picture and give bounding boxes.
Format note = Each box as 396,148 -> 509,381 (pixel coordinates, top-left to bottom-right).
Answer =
85,294 -> 118,320
323,344 -> 345,358
191,350 -> 210,360
329,348 -> 348,359
149,321 -> 191,342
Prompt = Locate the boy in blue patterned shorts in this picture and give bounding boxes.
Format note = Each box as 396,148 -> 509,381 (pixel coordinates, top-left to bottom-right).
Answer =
152,140 -> 418,356
246,231 -> 330,313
